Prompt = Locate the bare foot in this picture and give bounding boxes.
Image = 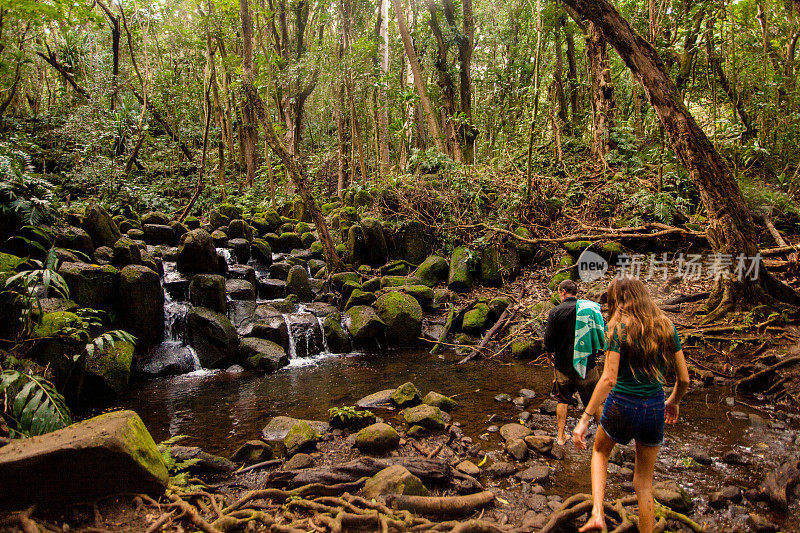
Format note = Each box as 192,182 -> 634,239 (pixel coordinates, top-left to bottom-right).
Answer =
578,514 -> 606,532
556,435 -> 571,446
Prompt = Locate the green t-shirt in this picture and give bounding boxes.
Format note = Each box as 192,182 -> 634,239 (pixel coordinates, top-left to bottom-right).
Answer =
607,323 -> 681,398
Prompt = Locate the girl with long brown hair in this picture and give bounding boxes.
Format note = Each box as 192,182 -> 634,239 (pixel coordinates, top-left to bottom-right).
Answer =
573,276 -> 691,533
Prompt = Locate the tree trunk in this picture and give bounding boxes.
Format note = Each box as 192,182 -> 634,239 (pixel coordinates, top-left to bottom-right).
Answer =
378,0 -> 390,175
560,0 -> 799,317
586,21 -> 615,163
240,0 -> 343,274
392,0 -> 446,153
564,19 -> 581,127
553,15 -> 570,127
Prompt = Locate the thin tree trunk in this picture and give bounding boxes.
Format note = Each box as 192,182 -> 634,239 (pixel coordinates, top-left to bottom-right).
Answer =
554,15 -> 570,127
586,21 -> 615,163
392,0 -> 446,153
378,0 -> 390,175
564,19 -> 581,127
525,0 -> 543,202
240,0 -> 343,273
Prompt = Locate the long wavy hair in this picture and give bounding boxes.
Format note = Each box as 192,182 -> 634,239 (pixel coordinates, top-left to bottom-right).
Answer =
605,275 -> 676,382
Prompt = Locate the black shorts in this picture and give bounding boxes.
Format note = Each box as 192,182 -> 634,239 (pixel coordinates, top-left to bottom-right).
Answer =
551,366 -> 599,406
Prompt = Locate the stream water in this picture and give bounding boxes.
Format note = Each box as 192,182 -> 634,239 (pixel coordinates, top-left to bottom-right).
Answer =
119,347 -> 799,529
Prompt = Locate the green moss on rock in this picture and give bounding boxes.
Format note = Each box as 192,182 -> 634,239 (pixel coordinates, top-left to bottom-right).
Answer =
390,382 -> 422,407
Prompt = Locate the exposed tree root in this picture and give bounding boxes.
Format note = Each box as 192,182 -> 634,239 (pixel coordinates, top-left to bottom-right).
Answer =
386,491 -> 496,517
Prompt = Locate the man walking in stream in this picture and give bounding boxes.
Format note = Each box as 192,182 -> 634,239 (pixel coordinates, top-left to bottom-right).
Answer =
543,279 -> 606,445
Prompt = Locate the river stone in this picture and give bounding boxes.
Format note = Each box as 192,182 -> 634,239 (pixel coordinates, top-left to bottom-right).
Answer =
487,462 -> 516,478
456,460 -> 480,477
141,211 -> 169,226
500,423 -> 532,443
127,227 -> 145,241
357,389 -> 395,409
83,201 -> 121,248
82,339 -> 134,398
190,274 -> 226,314
251,238 -> 273,266
539,399 -> 558,415
93,245 -> 114,264
284,453 -> 315,470
218,203 -> 243,221
344,305 -> 386,342
517,464 -> 550,483
323,313 -> 351,353
747,514 -> 779,533
228,219 -> 251,241
362,465 -> 428,501
524,435 -> 554,455
653,481 -> 692,512
188,307 -> 238,368
177,229 -> 218,276
375,292 -> 423,346
0,410 -> 167,505
211,229 -> 229,247
423,391 -> 457,411
258,278 -> 286,299
143,224 -> 176,245
506,438 -> 528,461
239,337 -> 288,373
687,446 -> 712,465
229,238 -> 251,264
277,232 -> 302,253
231,440 -> 273,464
226,279 -> 256,301
270,262 -> 291,280
462,303 -> 491,333
55,225 -> 94,256
119,265 -> 164,347
58,262 -> 119,311
391,382 -> 422,407
246,315 -> 290,351
286,265 -> 313,302
360,218 -> 389,267
283,421 -> 320,457
414,255 -> 449,287
480,246 -> 502,286
403,404 -> 445,430
262,416 -> 329,446
330,271 -> 359,290
169,221 -> 188,241
355,423 -> 400,454
168,446 -> 235,473
722,449 -> 749,465
514,227 -> 536,263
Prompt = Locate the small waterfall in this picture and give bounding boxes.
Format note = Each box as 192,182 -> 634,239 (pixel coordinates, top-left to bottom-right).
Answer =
316,315 -> 330,354
217,247 -> 235,266
285,315 -> 299,359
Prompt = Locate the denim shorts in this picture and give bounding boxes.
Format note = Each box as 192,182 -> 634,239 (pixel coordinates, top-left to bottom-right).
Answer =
600,390 -> 665,447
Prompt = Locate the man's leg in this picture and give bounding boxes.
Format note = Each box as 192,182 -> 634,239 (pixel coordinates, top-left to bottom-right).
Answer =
556,402 -> 569,445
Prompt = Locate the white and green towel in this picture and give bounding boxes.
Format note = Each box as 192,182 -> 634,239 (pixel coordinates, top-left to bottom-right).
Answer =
573,299 -> 606,378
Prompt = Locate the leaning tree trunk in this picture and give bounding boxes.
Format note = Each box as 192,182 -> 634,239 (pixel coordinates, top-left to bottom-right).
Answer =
240,0 -> 343,274
561,0 -> 799,318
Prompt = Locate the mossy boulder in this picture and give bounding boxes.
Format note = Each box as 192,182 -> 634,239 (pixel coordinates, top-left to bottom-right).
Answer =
119,265 -> 164,347
284,421 -> 319,457
189,274 -> 226,313
321,201 -> 341,215
251,238 -> 273,265
513,227 -> 536,263
184,216 -> 200,229
341,280 -> 362,302
414,255 -> 449,287
322,313 -> 351,353
344,305 -> 386,342
355,423 -> 401,454
286,265 -> 313,302
83,201 -> 121,248
383,260 -> 409,276
0,410 -> 168,505
177,229 -> 218,276
549,270 -> 573,291
500,246 -> 521,279
239,337 -> 289,373
447,247 -> 474,293
58,262 -> 119,311
218,203 -> 243,220
55,226 -> 94,256
462,303 -> 491,333
561,240 -> 593,259
112,236 -> 142,267
309,241 -> 324,259
489,296 -> 512,316
295,222 -> 311,235
400,285 -> 435,308
85,339 -> 134,395
300,231 -> 316,248
362,465 -> 428,500
331,271 -> 359,290
211,229 -> 228,247
599,241 -> 624,260
374,292 -> 422,345
356,218 -> 389,267
511,338 -> 544,359
423,391 -> 458,412
391,382 -> 422,407
480,246 -> 502,286
277,232 -> 303,252
403,404 -> 446,430
403,221 -> 427,265
188,307 -> 238,368
228,219 -> 251,241
346,289 -> 376,310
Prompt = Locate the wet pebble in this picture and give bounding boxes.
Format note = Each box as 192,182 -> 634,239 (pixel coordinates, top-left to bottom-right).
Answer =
522,511 -> 548,530
495,393 -> 512,403
730,411 -> 749,420
519,388 -> 537,399
527,494 -> 548,512
688,446 -> 713,465
506,439 -> 529,461
725,397 -> 736,407
487,461 -> 517,478
456,460 -> 481,477
539,399 -> 558,415
514,396 -> 535,409
723,449 -> 749,465
749,413 -> 767,427
487,425 -> 499,433
517,464 -> 550,483
519,411 -> 532,423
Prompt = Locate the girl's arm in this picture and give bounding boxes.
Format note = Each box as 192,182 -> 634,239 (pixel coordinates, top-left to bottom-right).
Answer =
573,350 -> 620,449
665,349 -> 690,423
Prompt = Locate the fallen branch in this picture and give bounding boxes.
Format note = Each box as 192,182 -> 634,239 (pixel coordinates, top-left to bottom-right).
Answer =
232,458 -> 282,475
735,355 -> 800,392
386,491 -> 496,517
459,307 -> 515,364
